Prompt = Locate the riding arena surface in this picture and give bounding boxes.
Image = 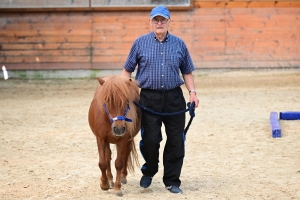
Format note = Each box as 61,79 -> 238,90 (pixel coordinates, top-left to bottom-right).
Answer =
1,69 -> 300,199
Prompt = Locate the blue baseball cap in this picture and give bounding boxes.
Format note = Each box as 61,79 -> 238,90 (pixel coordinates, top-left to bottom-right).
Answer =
150,6 -> 170,19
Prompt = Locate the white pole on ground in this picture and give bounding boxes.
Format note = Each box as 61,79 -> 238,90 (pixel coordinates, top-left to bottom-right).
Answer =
2,66 -> 8,80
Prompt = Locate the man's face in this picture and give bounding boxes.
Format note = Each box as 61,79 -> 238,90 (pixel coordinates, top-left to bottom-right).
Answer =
150,16 -> 170,35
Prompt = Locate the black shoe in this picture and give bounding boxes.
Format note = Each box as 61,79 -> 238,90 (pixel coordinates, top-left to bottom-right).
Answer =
166,186 -> 183,194
140,175 -> 152,188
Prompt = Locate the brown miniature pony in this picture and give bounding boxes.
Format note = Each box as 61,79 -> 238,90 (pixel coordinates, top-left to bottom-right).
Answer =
88,75 -> 141,196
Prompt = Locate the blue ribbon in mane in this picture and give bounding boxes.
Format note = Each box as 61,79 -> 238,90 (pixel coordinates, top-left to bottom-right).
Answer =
103,103 -> 132,123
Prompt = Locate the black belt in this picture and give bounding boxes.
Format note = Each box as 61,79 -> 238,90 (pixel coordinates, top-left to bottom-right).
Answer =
141,87 -> 180,93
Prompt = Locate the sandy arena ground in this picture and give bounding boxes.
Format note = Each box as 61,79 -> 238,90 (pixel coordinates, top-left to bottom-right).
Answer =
0,69 -> 300,200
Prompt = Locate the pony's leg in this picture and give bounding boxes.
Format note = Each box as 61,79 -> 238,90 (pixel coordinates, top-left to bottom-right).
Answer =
96,137 -> 110,190
120,167 -> 128,184
105,144 -> 114,188
120,144 -> 130,184
121,139 -> 138,184
113,143 -> 127,196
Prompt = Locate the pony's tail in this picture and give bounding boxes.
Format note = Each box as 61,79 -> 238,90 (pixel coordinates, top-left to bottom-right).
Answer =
127,139 -> 140,174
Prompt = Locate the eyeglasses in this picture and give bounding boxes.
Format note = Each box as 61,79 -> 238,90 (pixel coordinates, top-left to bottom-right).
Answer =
151,19 -> 168,24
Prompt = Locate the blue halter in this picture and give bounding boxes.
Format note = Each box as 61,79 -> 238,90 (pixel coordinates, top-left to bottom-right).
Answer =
103,103 -> 132,123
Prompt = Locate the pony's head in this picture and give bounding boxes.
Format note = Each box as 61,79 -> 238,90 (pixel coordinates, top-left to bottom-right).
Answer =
97,76 -> 140,137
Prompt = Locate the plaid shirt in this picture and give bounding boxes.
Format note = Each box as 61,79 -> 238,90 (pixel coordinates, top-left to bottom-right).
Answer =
124,32 -> 195,90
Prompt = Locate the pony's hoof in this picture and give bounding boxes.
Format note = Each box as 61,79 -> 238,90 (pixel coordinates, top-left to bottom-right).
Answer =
100,183 -> 110,190
114,190 -> 123,197
100,186 -> 109,191
121,178 -> 127,184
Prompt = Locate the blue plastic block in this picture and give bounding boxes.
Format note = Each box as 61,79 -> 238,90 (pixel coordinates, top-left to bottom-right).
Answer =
270,112 -> 282,138
279,111 -> 300,120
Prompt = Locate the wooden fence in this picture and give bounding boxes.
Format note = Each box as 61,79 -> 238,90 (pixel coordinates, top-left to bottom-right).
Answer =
0,0 -> 299,70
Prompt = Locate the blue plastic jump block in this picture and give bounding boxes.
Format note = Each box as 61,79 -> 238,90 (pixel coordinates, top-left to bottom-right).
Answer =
279,111 -> 300,120
270,112 -> 282,138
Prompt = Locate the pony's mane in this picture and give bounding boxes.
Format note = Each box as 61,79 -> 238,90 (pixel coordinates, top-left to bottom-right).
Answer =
99,75 -> 139,111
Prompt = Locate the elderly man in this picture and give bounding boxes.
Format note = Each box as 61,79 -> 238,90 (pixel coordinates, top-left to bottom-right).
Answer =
122,5 -> 199,194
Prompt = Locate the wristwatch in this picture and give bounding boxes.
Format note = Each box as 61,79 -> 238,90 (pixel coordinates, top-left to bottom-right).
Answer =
189,89 -> 196,95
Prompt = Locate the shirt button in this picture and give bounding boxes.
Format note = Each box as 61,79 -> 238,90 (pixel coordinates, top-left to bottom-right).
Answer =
161,86 -> 164,88
162,75 -> 164,76
161,52 -> 163,54
162,63 -> 163,65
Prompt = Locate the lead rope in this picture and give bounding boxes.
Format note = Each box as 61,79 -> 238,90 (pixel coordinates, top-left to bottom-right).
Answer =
133,101 -> 195,135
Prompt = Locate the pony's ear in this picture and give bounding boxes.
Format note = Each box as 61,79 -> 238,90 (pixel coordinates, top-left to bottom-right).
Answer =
97,77 -> 105,85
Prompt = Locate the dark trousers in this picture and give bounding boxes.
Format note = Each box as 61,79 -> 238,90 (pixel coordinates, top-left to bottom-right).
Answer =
139,87 -> 186,187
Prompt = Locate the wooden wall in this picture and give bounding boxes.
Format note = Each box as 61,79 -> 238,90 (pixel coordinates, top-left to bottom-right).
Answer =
0,0 -> 299,70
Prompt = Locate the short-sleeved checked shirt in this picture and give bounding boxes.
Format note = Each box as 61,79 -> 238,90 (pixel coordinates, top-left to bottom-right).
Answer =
123,32 -> 195,91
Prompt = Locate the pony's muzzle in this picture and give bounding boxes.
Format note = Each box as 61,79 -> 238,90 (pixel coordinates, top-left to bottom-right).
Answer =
113,126 -> 126,136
